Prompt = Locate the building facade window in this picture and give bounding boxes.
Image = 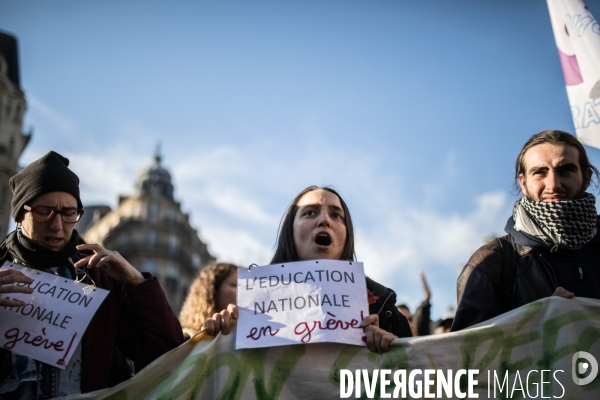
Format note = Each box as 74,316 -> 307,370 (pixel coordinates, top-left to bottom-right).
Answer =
141,259 -> 157,276
121,231 -> 132,246
166,208 -> 176,221
13,104 -> 20,123
192,254 -> 201,268
131,204 -> 141,217
166,264 -> 177,278
148,202 -> 160,217
165,263 -> 178,296
146,230 -> 157,249
168,234 -> 179,252
8,137 -> 14,159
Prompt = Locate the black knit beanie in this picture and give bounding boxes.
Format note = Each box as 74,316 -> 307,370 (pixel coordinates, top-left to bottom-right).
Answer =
9,151 -> 82,221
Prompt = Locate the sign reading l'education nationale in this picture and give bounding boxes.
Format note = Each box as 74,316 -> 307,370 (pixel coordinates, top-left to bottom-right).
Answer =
236,259 -> 369,349
0,262 -> 109,369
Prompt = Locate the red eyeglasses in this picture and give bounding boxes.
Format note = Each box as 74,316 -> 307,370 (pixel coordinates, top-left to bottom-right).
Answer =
23,205 -> 84,223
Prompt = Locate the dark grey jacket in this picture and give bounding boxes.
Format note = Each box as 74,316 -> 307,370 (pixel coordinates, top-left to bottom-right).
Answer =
451,217 -> 600,331
367,277 -> 412,338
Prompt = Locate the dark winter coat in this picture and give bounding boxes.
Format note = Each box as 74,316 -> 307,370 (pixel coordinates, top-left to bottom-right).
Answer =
367,277 -> 412,338
451,217 -> 600,331
0,236 -> 184,394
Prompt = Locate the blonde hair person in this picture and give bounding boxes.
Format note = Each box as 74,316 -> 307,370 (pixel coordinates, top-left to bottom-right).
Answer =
179,262 -> 238,338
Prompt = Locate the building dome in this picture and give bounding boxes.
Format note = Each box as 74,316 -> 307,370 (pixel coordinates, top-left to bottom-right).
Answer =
83,146 -> 215,313
134,148 -> 174,199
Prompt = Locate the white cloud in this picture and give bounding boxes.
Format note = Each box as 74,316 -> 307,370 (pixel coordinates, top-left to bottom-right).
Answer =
203,184 -> 279,226
172,147 -> 279,227
357,191 -> 509,280
168,144 -> 514,318
196,223 -> 274,268
444,149 -> 459,178
27,94 -> 78,137
63,147 -> 148,207
56,138 -> 513,320
355,191 -> 511,318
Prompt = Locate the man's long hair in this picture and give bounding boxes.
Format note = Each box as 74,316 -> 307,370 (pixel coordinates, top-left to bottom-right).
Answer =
514,129 -> 599,192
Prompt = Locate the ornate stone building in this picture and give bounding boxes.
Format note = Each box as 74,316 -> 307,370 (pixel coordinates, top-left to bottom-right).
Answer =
82,151 -> 215,313
0,32 -> 31,234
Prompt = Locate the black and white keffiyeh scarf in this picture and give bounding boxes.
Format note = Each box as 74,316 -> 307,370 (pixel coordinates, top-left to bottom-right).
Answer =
513,192 -> 597,250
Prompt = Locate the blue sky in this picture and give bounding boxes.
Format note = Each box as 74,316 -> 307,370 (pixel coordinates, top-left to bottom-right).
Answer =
2,0 -> 600,319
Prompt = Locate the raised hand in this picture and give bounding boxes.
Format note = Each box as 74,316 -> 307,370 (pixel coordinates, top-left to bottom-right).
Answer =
75,244 -> 145,286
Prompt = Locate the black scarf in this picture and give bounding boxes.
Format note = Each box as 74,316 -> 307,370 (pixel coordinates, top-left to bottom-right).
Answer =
1,229 -> 80,270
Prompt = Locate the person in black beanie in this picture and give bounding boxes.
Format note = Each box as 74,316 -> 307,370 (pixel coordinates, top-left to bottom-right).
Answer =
0,151 -> 184,398
10,151 -> 83,222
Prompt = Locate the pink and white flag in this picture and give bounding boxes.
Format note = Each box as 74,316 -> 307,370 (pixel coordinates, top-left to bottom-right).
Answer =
547,0 -> 600,147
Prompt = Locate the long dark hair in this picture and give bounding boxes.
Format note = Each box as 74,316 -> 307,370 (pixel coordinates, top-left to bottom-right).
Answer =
515,129 -> 599,192
270,186 -> 355,263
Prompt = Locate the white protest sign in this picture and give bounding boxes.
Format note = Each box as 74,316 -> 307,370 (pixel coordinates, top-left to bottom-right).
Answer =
0,262 -> 109,369
236,259 -> 369,349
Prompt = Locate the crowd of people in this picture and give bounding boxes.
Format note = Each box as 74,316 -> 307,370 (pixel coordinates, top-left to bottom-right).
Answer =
1,128 -> 599,397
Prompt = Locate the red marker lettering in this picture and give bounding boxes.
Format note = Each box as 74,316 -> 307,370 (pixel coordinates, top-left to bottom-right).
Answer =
246,326 -> 280,340
4,327 -> 65,351
294,312 -> 362,343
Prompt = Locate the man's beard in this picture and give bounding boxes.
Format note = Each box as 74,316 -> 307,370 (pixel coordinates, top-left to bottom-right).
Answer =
523,179 -> 587,202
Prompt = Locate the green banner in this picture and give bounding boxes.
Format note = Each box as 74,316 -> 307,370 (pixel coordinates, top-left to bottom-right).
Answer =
64,297 -> 600,399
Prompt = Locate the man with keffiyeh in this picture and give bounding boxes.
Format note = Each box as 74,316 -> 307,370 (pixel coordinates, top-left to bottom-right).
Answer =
452,130 -> 600,331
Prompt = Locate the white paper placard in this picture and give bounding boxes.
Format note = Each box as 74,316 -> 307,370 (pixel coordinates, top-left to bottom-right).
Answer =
236,259 -> 369,349
0,262 -> 109,369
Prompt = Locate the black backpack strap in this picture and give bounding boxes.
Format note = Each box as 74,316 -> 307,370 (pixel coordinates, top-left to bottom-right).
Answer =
497,234 -> 518,313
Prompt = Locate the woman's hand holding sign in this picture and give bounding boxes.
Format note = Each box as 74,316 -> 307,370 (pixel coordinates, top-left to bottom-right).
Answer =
361,314 -> 398,354
75,244 -> 145,286
203,304 -> 238,336
0,268 -> 34,307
